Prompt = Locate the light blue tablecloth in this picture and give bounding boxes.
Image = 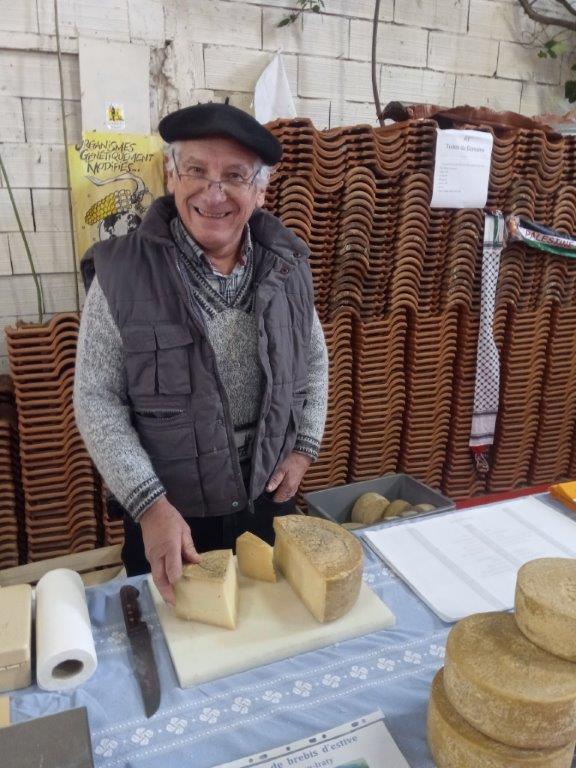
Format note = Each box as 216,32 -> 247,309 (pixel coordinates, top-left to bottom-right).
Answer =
10,536 -> 445,768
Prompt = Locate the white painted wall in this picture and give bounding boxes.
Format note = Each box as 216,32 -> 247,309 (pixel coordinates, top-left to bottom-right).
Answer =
0,0 -> 573,372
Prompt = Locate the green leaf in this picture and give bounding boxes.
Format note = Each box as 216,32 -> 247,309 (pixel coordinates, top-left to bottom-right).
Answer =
277,11 -> 299,26
553,40 -> 569,55
565,79 -> 576,103
544,38 -> 568,59
538,50 -> 547,58
312,4 -> 321,11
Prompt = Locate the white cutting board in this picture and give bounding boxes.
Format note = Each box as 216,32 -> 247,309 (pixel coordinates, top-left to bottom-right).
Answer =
148,571 -> 395,689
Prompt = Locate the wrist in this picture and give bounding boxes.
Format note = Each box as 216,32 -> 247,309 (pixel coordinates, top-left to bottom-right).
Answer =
139,494 -> 169,523
292,450 -> 313,467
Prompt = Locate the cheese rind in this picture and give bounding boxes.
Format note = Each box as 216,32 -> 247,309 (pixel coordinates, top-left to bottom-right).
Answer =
0,584 -> 32,693
515,557 -> 576,661
273,515 -> 363,623
428,669 -> 576,768
173,550 -> 238,629
351,493 -> 389,525
236,531 -> 277,583
444,611 -> 576,749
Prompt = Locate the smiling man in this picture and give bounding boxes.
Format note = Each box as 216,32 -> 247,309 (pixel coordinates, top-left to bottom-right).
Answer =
74,103 -> 328,604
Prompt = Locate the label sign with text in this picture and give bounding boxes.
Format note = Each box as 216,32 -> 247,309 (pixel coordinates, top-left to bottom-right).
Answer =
215,711 -> 410,768
431,129 -> 493,209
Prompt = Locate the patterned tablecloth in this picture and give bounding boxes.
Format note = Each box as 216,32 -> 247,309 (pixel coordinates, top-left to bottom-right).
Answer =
10,534 -> 447,768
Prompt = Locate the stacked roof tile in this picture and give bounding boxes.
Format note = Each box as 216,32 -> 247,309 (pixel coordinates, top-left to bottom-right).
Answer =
266,116 -> 576,500
4,314 -> 110,559
0,376 -> 25,566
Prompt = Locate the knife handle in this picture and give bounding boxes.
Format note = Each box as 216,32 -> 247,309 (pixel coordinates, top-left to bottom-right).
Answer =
121,585 -> 143,633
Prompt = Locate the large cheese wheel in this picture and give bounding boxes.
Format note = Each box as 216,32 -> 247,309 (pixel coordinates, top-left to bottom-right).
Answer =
428,668 -> 576,768
515,558 -> 576,661
444,612 -> 576,749
173,549 -> 238,629
273,515 -> 363,622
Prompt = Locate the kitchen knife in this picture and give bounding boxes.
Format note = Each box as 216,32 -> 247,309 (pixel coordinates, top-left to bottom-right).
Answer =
120,585 -> 161,718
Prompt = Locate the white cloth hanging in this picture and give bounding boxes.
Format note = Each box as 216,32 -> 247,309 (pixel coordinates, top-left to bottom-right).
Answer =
469,212 -> 505,473
253,52 -> 297,124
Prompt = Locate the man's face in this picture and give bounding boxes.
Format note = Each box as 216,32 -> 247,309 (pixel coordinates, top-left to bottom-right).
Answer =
167,136 -> 265,255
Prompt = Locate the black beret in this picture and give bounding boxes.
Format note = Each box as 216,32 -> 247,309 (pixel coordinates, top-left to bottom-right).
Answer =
158,103 -> 282,165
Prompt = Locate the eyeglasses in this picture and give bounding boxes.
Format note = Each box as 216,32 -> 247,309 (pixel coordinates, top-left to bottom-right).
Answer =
172,151 -> 259,196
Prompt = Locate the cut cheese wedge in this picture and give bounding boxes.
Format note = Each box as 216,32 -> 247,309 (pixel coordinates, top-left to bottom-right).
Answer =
236,531 -> 277,583
444,611 -> 576,749
515,557 -> 576,661
273,515 -> 363,623
428,668 -> 576,768
173,549 -> 238,629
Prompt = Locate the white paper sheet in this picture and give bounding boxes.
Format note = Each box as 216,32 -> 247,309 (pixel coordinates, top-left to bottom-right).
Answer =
431,129 -> 493,208
365,497 -> 576,622
79,38 -> 150,134
214,710 -> 410,768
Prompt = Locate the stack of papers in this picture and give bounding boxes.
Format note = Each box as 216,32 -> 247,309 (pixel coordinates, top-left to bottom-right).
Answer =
365,497 -> 576,622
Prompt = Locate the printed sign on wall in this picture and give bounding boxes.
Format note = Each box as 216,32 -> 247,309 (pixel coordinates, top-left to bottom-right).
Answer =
68,132 -> 164,263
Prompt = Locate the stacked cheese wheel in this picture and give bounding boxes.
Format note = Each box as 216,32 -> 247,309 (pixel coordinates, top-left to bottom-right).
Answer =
428,558 -> 576,768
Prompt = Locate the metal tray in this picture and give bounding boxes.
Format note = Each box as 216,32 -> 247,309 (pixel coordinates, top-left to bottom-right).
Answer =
304,473 -> 455,527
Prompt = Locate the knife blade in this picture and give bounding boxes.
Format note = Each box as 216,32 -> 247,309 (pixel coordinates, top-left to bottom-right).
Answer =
120,585 -> 161,718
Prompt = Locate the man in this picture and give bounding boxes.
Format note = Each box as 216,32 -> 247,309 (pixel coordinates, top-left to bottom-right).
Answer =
74,103 -> 329,604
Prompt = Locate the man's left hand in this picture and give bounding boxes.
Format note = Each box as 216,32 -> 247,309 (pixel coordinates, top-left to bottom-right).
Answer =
267,451 -> 312,502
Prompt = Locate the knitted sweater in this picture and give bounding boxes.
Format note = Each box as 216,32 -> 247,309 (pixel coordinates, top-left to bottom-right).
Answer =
74,258 -> 328,521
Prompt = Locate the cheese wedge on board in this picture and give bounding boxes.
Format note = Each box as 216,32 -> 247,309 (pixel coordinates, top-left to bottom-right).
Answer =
236,532 -> 277,583
428,668 -> 576,768
444,611 -> 576,749
273,515 -> 363,622
515,557 -> 576,661
173,549 -> 238,629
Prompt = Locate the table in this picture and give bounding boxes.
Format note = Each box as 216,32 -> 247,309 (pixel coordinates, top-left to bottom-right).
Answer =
10,533 -> 445,768
19,493 -> 576,768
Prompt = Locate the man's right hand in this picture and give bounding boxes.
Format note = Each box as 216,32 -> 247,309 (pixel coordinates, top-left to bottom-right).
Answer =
139,496 -> 201,605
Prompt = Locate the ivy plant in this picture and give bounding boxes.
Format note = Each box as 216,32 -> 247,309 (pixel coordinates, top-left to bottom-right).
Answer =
277,0 -> 326,27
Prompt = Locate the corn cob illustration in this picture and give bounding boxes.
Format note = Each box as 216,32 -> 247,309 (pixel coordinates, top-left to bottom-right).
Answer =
85,187 -> 132,224
84,172 -> 152,225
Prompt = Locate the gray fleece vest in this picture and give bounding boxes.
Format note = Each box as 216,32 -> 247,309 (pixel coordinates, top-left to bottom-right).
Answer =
81,196 -> 314,518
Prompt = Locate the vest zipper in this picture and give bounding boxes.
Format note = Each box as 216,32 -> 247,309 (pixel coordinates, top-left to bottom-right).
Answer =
173,255 -> 248,511
248,260 -> 281,511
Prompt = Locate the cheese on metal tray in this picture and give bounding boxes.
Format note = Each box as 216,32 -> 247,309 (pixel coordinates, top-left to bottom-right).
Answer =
236,531 -> 277,583
273,515 -> 363,623
515,557 -> 576,661
173,549 -> 238,629
444,611 -> 576,749
428,668 -> 576,768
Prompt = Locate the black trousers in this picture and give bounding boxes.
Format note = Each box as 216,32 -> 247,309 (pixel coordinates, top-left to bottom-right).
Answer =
121,492 -> 296,576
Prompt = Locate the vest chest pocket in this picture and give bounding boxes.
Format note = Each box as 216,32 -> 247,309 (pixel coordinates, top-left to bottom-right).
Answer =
155,324 -> 193,395
121,323 -> 193,396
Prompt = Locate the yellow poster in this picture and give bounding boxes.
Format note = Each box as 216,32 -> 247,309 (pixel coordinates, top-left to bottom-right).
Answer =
68,132 -> 165,264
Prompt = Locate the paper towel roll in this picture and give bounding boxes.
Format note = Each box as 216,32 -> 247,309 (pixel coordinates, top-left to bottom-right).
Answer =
36,568 -> 98,691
